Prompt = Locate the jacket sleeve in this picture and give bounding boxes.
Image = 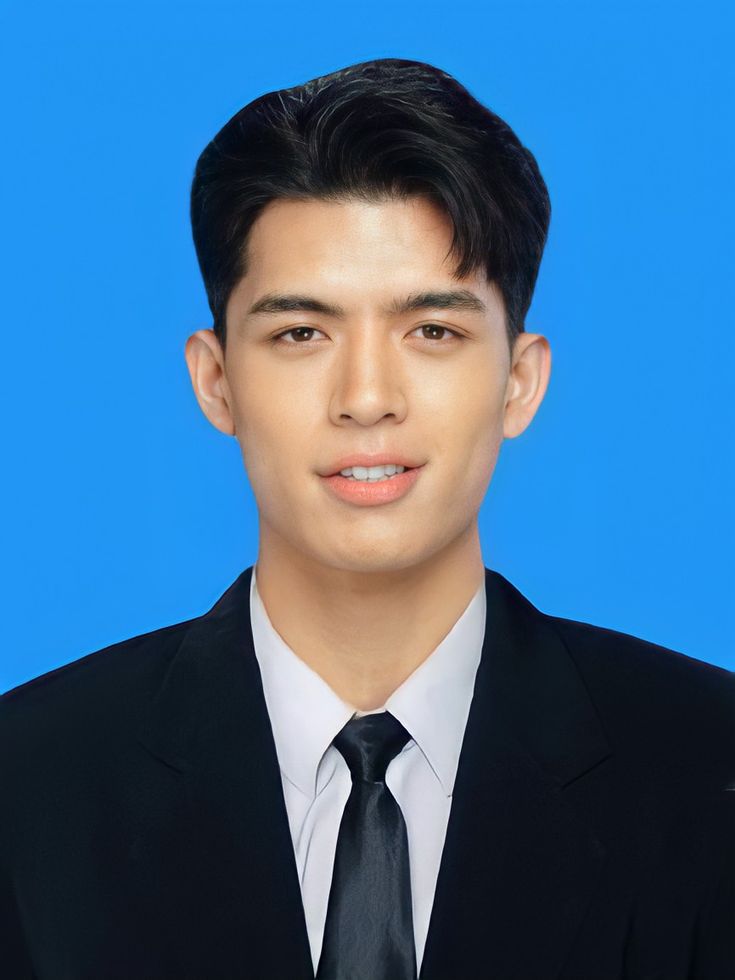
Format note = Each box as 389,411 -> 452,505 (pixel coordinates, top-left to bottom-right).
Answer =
689,754 -> 735,980
691,855 -> 735,980
0,867 -> 36,978
0,695 -> 37,978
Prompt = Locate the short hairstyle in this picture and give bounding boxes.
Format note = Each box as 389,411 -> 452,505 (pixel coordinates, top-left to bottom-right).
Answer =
190,58 -> 551,354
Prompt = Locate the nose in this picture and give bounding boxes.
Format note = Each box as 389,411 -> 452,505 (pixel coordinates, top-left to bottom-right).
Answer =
328,329 -> 409,427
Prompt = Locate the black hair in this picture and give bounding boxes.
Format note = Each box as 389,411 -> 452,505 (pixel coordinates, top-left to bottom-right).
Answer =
190,58 -> 551,354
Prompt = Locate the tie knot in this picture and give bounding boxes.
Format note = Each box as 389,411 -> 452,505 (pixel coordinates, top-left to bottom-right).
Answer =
333,711 -> 412,783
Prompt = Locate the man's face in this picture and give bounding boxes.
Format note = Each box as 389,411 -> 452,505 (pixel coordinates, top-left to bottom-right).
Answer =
187,194 -> 547,575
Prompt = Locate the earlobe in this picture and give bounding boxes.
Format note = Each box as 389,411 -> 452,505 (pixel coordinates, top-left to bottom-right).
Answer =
502,333 -> 552,440
184,329 -> 236,437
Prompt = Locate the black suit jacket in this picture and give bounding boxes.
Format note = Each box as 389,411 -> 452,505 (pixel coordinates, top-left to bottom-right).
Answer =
1,566 -> 733,979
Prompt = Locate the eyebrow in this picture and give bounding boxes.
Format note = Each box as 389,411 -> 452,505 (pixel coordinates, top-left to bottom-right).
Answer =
245,288 -> 488,319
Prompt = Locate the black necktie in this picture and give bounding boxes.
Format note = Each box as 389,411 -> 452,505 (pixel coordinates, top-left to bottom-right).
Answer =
316,710 -> 417,980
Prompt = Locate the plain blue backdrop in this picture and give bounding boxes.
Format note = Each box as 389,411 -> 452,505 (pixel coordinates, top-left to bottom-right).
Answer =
1,0 -> 733,692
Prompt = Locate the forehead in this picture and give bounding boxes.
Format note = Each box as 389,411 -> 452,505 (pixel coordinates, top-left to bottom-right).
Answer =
230,195 -> 498,314
248,194 -> 454,265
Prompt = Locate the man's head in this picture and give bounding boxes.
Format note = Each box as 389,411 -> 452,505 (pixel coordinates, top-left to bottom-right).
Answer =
185,59 -> 552,576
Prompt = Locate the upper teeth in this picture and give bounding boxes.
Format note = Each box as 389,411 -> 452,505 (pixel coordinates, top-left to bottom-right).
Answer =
339,464 -> 407,479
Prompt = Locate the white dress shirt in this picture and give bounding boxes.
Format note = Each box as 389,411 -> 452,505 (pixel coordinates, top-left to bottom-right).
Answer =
249,564 -> 486,975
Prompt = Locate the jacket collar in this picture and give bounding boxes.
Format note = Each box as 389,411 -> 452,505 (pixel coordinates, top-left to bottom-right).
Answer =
137,565 -> 613,980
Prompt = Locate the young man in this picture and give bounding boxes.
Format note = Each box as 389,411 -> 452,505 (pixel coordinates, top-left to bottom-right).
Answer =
1,58 -> 733,980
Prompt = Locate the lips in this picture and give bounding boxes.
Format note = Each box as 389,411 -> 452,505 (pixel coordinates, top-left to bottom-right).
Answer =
321,463 -> 424,506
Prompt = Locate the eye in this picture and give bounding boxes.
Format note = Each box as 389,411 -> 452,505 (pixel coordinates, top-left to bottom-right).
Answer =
271,324 -> 462,345
270,326 -> 327,345
411,323 -> 462,343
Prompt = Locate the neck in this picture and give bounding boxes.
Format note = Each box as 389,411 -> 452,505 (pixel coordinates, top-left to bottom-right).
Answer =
254,528 -> 485,711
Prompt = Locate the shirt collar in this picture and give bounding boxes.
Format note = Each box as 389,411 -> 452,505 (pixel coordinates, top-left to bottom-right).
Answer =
249,564 -> 486,799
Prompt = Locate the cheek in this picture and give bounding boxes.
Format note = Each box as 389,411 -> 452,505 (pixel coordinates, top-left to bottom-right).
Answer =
229,372 -> 321,481
435,392 -> 505,513
439,385 -> 504,459
230,365 -> 287,437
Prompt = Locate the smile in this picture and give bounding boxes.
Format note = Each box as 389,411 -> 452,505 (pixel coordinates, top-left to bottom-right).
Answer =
320,465 -> 424,506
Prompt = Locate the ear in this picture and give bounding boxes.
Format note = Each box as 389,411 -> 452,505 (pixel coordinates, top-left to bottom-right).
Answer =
183,329 -> 236,437
502,332 -> 552,439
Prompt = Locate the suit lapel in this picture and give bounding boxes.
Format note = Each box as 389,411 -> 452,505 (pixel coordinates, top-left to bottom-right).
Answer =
137,565 -> 314,978
137,564 -> 612,980
419,568 -> 613,980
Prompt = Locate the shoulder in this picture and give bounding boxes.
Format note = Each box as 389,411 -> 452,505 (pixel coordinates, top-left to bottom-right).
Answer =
544,609 -> 733,710
0,610 -> 215,870
0,614 -> 197,759
541,609 -> 734,776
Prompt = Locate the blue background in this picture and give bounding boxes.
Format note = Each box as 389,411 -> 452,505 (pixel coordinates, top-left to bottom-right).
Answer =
1,0 -> 733,691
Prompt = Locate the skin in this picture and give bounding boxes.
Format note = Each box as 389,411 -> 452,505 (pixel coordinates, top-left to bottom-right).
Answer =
185,195 -> 551,710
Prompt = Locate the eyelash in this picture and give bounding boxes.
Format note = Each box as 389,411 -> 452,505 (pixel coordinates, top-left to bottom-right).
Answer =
269,324 -> 463,346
